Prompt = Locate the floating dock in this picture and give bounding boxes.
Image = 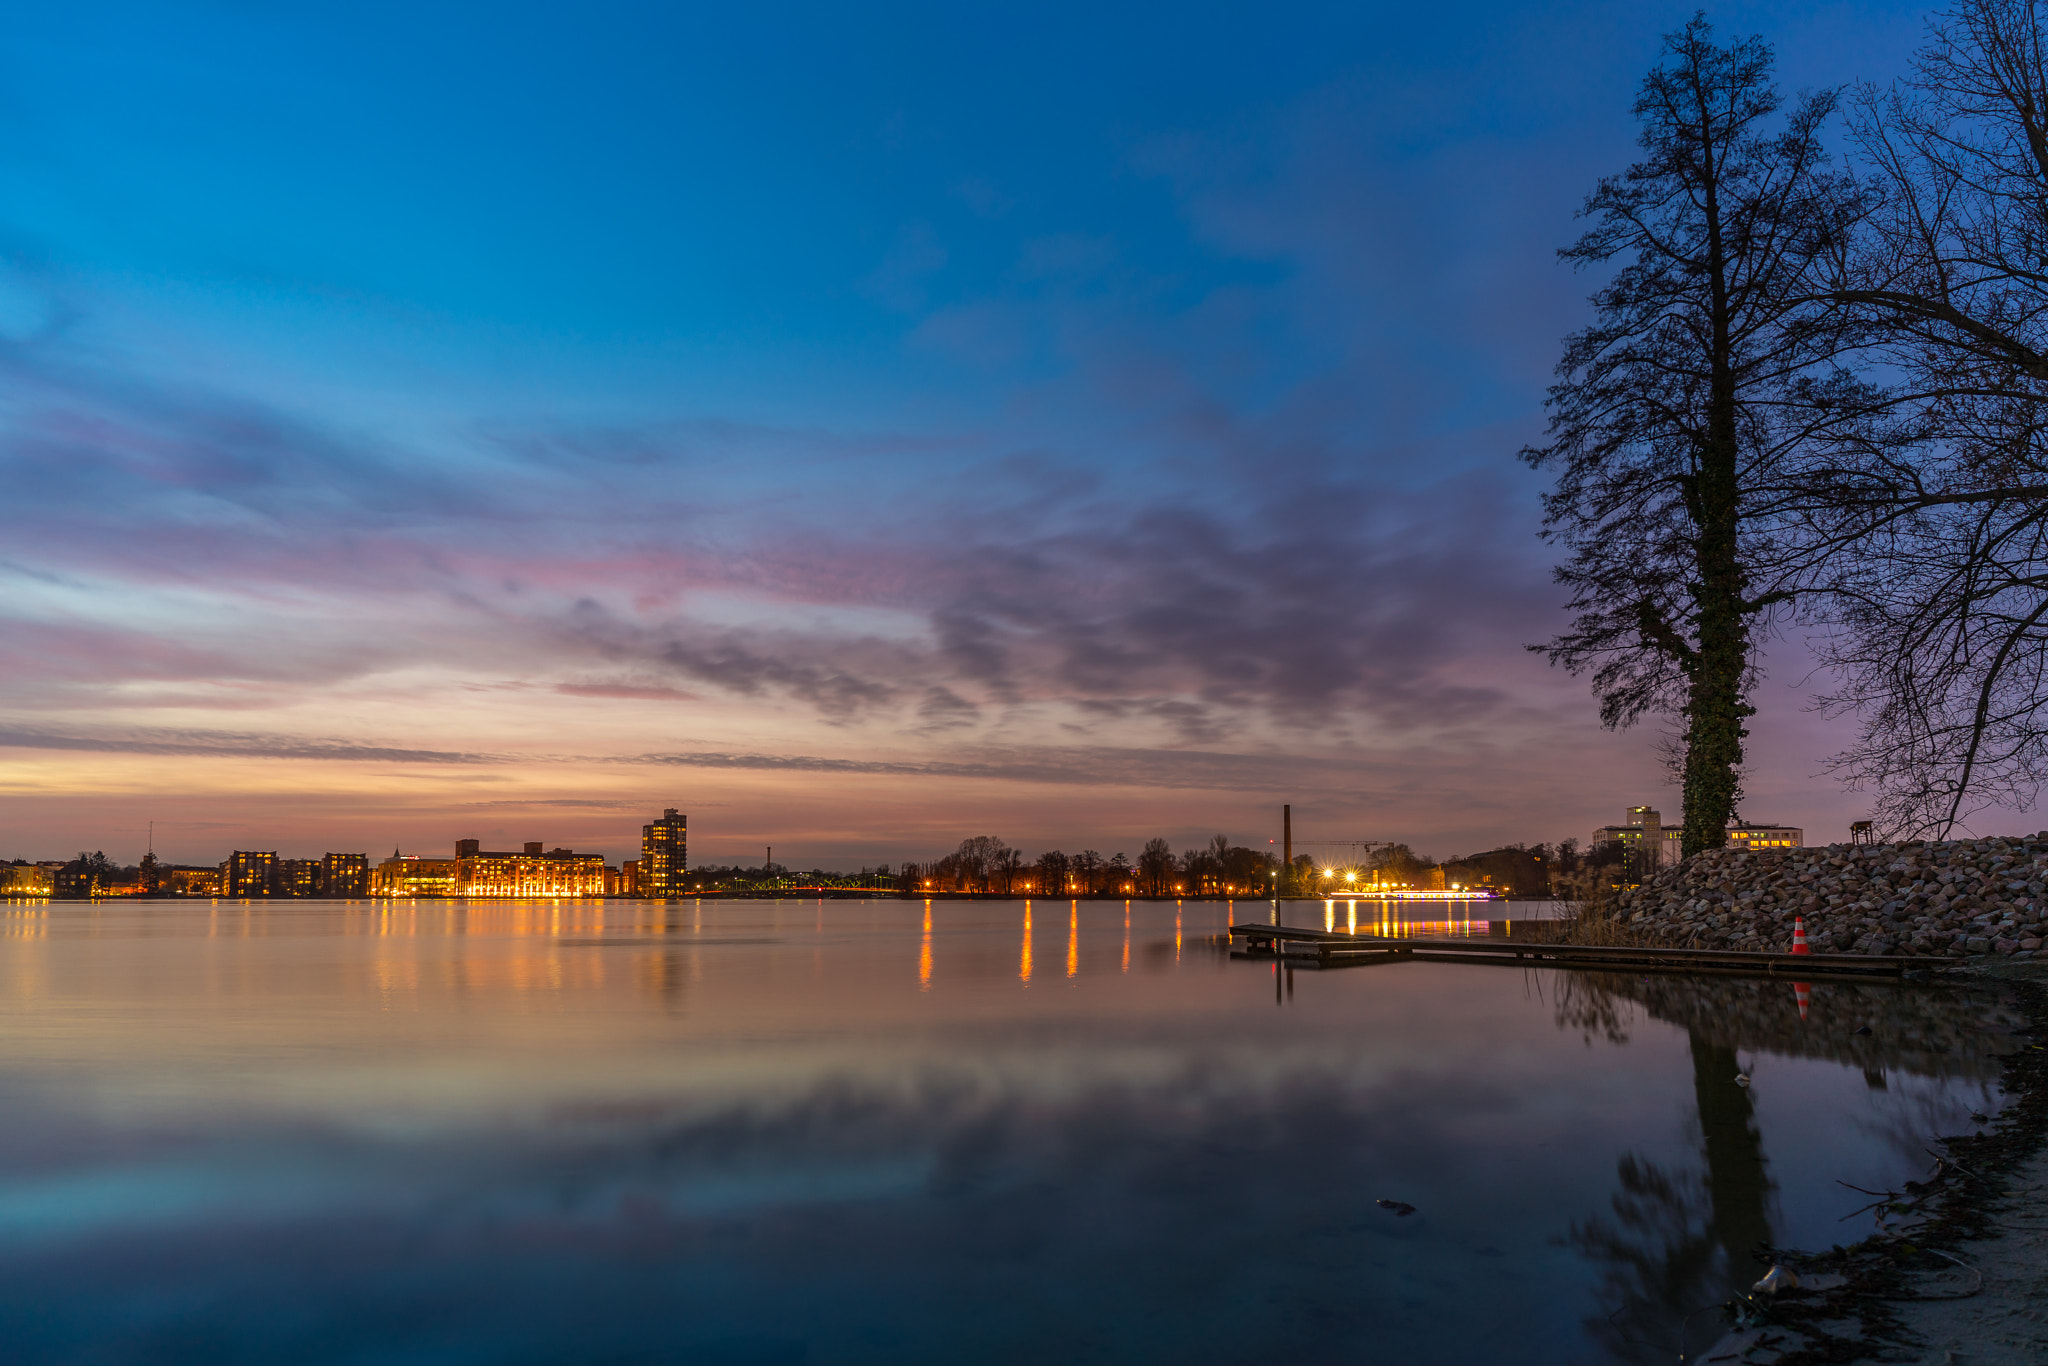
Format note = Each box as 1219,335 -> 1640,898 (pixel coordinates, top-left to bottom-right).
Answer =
1227,923 -> 1932,979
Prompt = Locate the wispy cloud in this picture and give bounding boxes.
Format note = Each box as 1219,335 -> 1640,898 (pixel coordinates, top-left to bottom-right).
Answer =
0,726 -> 501,765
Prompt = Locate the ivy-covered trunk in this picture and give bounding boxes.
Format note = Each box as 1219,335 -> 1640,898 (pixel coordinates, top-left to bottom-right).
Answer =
1682,255 -> 1748,859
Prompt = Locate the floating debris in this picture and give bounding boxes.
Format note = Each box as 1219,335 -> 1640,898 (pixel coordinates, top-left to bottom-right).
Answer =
1734,1071 -> 1752,1088
1853,1024 -> 1873,1035
1376,1198 -> 1416,1216
1752,1265 -> 1800,1296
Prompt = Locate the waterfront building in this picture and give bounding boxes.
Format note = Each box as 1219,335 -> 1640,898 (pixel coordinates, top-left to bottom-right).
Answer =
641,809 -> 687,897
224,851 -> 278,898
453,840 -> 605,897
277,859 -> 321,898
0,862 -> 60,896
166,866 -> 221,896
372,855 -> 460,897
320,853 -> 370,898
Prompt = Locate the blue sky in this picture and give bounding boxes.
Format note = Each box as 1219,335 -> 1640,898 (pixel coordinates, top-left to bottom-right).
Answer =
0,0 -> 1970,865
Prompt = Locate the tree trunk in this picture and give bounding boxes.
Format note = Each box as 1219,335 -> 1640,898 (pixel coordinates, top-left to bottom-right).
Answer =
1684,404 -> 1750,856
1683,156 -> 1747,860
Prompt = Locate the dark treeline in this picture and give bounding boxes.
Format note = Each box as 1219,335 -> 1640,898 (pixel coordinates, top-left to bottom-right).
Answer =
903,836 -> 1602,898
685,864 -> 901,892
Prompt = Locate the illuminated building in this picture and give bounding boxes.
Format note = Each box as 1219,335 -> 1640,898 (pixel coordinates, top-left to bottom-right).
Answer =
1,862 -> 60,896
453,840 -> 606,897
53,860 -> 111,899
277,859 -> 321,897
641,809 -> 687,898
320,853 -> 370,898
1727,822 -> 1801,850
1591,806 -> 1669,880
372,855 -> 460,897
1595,806 -> 1804,867
224,851 -> 278,898
166,867 -> 221,896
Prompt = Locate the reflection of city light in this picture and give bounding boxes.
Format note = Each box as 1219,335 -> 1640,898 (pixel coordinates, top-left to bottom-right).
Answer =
919,904 -> 932,990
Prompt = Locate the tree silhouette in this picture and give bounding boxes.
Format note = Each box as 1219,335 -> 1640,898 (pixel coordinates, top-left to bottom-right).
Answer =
1527,15 -> 1869,855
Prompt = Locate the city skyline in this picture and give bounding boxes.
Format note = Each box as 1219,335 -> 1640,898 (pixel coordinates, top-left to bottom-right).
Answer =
0,1 -> 2004,863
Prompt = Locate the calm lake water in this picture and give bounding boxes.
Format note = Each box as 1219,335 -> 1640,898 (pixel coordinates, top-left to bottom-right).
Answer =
0,897 -> 2021,1365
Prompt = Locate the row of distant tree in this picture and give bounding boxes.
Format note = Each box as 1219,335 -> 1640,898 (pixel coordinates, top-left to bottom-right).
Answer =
900,836 -> 1625,899
683,864 -> 901,891
900,835 -> 1273,899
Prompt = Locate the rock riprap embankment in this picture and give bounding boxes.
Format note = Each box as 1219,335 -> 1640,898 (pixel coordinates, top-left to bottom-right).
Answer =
1614,836 -> 2048,958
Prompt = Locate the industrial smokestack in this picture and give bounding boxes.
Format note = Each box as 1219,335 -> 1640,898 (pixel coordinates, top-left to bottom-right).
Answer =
1283,805 -> 1291,893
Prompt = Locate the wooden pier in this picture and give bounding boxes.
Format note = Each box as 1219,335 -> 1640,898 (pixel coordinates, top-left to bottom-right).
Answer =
1226,923 -> 1935,980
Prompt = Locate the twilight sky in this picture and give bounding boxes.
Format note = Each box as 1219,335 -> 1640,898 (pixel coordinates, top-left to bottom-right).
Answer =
0,0 -> 1978,869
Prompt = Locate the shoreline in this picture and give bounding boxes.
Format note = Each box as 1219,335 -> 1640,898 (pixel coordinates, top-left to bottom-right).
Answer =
1699,958 -> 2048,1365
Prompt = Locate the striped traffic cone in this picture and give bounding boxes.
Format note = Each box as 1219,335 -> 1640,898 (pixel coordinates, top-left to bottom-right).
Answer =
1791,916 -> 1811,955
1793,980 -> 1810,1022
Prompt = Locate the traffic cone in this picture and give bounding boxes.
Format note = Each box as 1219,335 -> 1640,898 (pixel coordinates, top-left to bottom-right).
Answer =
1791,916 -> 1810,955
1793,980 -> 1810,1022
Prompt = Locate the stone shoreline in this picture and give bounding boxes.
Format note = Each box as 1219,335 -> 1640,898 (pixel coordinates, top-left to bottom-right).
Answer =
1614,835 -> 2048,958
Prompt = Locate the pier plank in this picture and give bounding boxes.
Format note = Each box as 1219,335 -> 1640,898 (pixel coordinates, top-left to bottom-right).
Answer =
1226,923 -> 1935,979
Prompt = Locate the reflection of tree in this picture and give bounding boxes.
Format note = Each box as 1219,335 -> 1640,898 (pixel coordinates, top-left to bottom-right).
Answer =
1553,971 -> 1635,1046
1570,1029 -> 1774,1362
1691,1033 -> 1772,1279
1561,966 -> 2012,1359
1571,1152 -> 1717,1362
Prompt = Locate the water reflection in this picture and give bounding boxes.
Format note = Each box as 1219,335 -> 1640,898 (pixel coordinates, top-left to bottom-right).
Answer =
1555,972 -> 2018,1362
0,901 -> 2019,1366
919,903 -> 932,991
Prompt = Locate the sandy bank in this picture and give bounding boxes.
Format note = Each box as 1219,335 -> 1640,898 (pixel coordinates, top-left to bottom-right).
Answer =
1690,960 -> 2047,1365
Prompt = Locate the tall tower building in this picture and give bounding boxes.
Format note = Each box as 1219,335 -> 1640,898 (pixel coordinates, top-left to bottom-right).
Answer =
642,809 -> 687,897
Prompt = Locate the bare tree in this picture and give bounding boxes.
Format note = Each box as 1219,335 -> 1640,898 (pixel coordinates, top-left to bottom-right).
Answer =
1071,849 -> 1104,896
1137,838 -> 1175,897
992,845 -> 1024,895
1820,0 -> 2048,834
949,835 -> 1008,891
1527,16 -> 1869,856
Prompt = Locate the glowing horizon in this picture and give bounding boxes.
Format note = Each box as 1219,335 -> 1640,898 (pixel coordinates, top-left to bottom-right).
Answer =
0,2 -> 1958,868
